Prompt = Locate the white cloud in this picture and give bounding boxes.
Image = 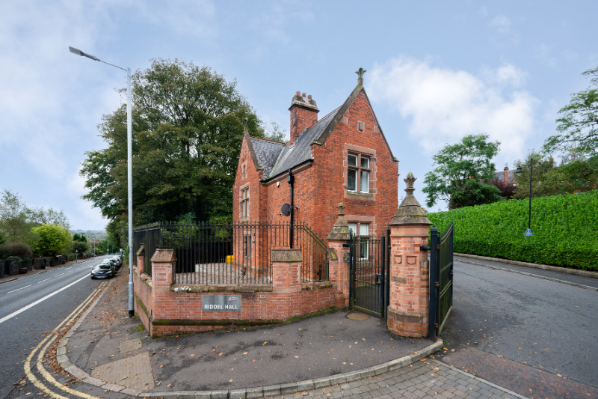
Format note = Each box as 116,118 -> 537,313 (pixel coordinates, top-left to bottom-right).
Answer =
369,57 -> 537,161
488,15 -> 519,47
534,44 -> 559,68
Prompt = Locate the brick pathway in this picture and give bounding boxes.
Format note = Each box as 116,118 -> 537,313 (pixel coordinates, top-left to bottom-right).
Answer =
269,359 -> 524,399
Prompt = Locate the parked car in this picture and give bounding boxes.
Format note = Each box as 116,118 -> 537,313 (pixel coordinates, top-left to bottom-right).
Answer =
91,264 -> 113,279
111,256 -> 122,268
19,263 -> 28,274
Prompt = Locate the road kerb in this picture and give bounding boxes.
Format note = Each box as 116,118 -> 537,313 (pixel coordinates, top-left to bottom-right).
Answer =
455,253 -> 598,279
456,257 -> 598,292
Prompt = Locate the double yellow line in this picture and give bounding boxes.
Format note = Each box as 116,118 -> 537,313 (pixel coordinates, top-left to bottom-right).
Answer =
24,281 -> 109,399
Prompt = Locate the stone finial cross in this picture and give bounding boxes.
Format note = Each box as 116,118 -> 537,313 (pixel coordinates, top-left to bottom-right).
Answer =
404,172 -> 416,196
356,67 -> 367,80
337,202 -> 346,216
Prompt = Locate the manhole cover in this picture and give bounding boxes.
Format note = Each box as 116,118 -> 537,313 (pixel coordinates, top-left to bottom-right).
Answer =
347,312 -> 370,321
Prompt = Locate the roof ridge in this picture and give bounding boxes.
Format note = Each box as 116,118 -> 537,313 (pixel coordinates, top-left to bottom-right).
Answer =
249,136 -> 286,145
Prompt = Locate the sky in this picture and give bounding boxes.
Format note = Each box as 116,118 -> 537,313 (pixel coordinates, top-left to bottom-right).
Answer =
1,0 -> 596,230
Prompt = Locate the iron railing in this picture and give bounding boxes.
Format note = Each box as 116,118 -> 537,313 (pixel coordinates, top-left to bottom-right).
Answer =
133,221 -> 329,285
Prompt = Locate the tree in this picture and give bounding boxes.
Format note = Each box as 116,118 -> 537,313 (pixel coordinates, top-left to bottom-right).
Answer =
32,224 -> 72,256
449,179 -> 503,209
489,178 -> 517,199
514,152 -> 598,199
72,233 -> 88,242
0,190 -> 38,245
71,240 -> 89,255
81,59 -> 267,230
0,230 -> 5,246
423,134 -> 501,208
543,66 -> 598,156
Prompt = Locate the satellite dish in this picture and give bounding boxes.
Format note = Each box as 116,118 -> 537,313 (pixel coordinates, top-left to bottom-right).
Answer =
281,203 -> 291,217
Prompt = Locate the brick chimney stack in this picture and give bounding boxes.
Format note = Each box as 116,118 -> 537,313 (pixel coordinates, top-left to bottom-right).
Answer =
289,91 -> 319,146
504,163 -> 509,184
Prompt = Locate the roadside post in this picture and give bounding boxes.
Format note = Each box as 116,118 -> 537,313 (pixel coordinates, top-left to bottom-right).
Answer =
69,46 -> 135,318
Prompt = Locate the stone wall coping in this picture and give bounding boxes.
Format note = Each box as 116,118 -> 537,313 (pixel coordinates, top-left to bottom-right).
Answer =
136,244 -> 145,256
150,248 -> 176,263
271,248 -> 302,263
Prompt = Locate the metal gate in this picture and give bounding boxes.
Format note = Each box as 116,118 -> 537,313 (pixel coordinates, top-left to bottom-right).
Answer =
429,222 -> 454,339
348,234 -> 388,317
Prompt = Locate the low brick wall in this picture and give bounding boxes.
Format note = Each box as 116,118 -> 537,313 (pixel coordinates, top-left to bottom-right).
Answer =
133,253 -> 343,337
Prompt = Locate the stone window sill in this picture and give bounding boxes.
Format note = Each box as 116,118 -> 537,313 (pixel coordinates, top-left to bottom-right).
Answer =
347,192 -> 373,198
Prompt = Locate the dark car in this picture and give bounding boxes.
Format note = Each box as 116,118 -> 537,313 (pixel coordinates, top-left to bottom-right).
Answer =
100,260 -> 116,274
19,263 -> 28,274
91,264 -> 113,279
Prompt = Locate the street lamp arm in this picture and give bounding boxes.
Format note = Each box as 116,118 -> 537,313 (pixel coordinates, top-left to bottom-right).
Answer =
68,46 -> 126,71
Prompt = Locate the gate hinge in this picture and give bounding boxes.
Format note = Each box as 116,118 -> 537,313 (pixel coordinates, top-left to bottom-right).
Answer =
342,243 -> 351,248
434,323 -> 439,329
435,282 -> 439,288
420,245 -> 430,251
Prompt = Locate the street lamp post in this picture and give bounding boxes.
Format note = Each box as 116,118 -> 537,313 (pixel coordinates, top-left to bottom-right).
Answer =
516,158 -> 533,235
69,46 -> 135,317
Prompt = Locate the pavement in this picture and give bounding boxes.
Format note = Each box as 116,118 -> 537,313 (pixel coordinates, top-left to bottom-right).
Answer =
60,266 -> 440,395
6,254 -> 598,399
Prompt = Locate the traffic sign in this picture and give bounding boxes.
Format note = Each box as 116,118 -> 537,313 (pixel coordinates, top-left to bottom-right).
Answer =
524,228 -> 533,237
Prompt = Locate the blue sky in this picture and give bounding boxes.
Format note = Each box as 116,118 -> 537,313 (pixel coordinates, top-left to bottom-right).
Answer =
1,1 -> 596,230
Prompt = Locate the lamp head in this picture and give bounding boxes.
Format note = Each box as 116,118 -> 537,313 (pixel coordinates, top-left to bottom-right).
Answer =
516,166 -> 523,174
69,46 -> 100,61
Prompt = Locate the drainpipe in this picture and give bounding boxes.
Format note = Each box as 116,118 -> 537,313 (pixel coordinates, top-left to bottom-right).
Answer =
287,168 -> 295,249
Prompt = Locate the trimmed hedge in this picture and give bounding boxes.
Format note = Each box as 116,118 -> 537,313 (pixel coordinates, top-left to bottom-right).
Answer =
428,190 -> 598,271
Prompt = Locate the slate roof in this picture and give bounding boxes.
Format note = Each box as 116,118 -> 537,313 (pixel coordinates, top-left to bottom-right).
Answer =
248,137 -> 285,176
266,107 -> 340,179
494,169 -> 515,183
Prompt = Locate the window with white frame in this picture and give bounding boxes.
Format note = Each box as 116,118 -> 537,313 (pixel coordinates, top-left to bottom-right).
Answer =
348,223 -> 369,259
240,187 -> 249,218
347,153 -> 371,193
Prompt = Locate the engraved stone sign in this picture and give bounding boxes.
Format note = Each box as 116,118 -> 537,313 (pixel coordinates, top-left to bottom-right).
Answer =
202,295 -> 241,311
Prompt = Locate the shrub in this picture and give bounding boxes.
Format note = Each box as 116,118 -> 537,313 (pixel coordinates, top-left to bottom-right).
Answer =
0,242 -> 33,259
6,256 -> 22,263
428,190 -> 598,270
32,225 -> 72,256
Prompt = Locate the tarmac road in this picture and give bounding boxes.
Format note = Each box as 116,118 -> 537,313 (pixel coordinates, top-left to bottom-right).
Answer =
0,255 -> 114,399
439,258 -> 598,398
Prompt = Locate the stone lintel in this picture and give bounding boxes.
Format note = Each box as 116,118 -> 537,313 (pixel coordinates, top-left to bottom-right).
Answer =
271,249 -> 302,263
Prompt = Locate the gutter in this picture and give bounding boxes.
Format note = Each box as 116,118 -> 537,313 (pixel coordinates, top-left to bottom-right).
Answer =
260,159 -> 314,183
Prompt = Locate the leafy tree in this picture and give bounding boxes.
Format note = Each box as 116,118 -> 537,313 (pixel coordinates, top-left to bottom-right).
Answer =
71,240 -> 89,255
0,230 -> 5,246
0,190 -> 38,245
449,179 -> 503,209
543,66 -> 598,156
72,233 -> 88,242
489,178 -> 517,199
514,152 -> 598,199
423,134 -> 501,208
32,225 -> 72,256
81,59 -> 267,232
263,121 -> 286,143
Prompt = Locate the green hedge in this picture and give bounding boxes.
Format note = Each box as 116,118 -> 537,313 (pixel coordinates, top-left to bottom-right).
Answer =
428,190 -> 598,270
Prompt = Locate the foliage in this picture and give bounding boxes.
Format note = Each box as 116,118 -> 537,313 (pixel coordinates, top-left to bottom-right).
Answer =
0,242 -> 33,259
263,121 -> 286,143
428,191 -> 598,270
0,190 -> 70,247
449,179 -> 503,209
543,66 -> 598,156
32,225 -> 72,256
81,59 -> 267,233
0,230 -> 5,246
423,135 -> 501,208
72,233 -> 88,242
513,152 -> 598,199
71,240 -> 89,255
489,178 -> 517,199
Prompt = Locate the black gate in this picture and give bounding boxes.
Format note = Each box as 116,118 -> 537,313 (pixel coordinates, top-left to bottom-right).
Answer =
429,222 -> 454,339
348,234 -> 387,317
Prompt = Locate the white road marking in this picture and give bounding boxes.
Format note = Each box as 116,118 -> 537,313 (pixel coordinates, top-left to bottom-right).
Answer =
0,274 -> 89,325
7,284 -> 31,294
37,278 -> 49,284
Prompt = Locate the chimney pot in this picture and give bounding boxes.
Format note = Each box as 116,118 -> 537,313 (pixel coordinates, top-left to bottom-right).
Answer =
296,91 -> 300,96
302,92 -> 306,97
308,95 -> 312,100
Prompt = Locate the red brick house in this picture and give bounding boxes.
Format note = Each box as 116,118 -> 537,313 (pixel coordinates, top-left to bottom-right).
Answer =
233,69 -> 399,240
